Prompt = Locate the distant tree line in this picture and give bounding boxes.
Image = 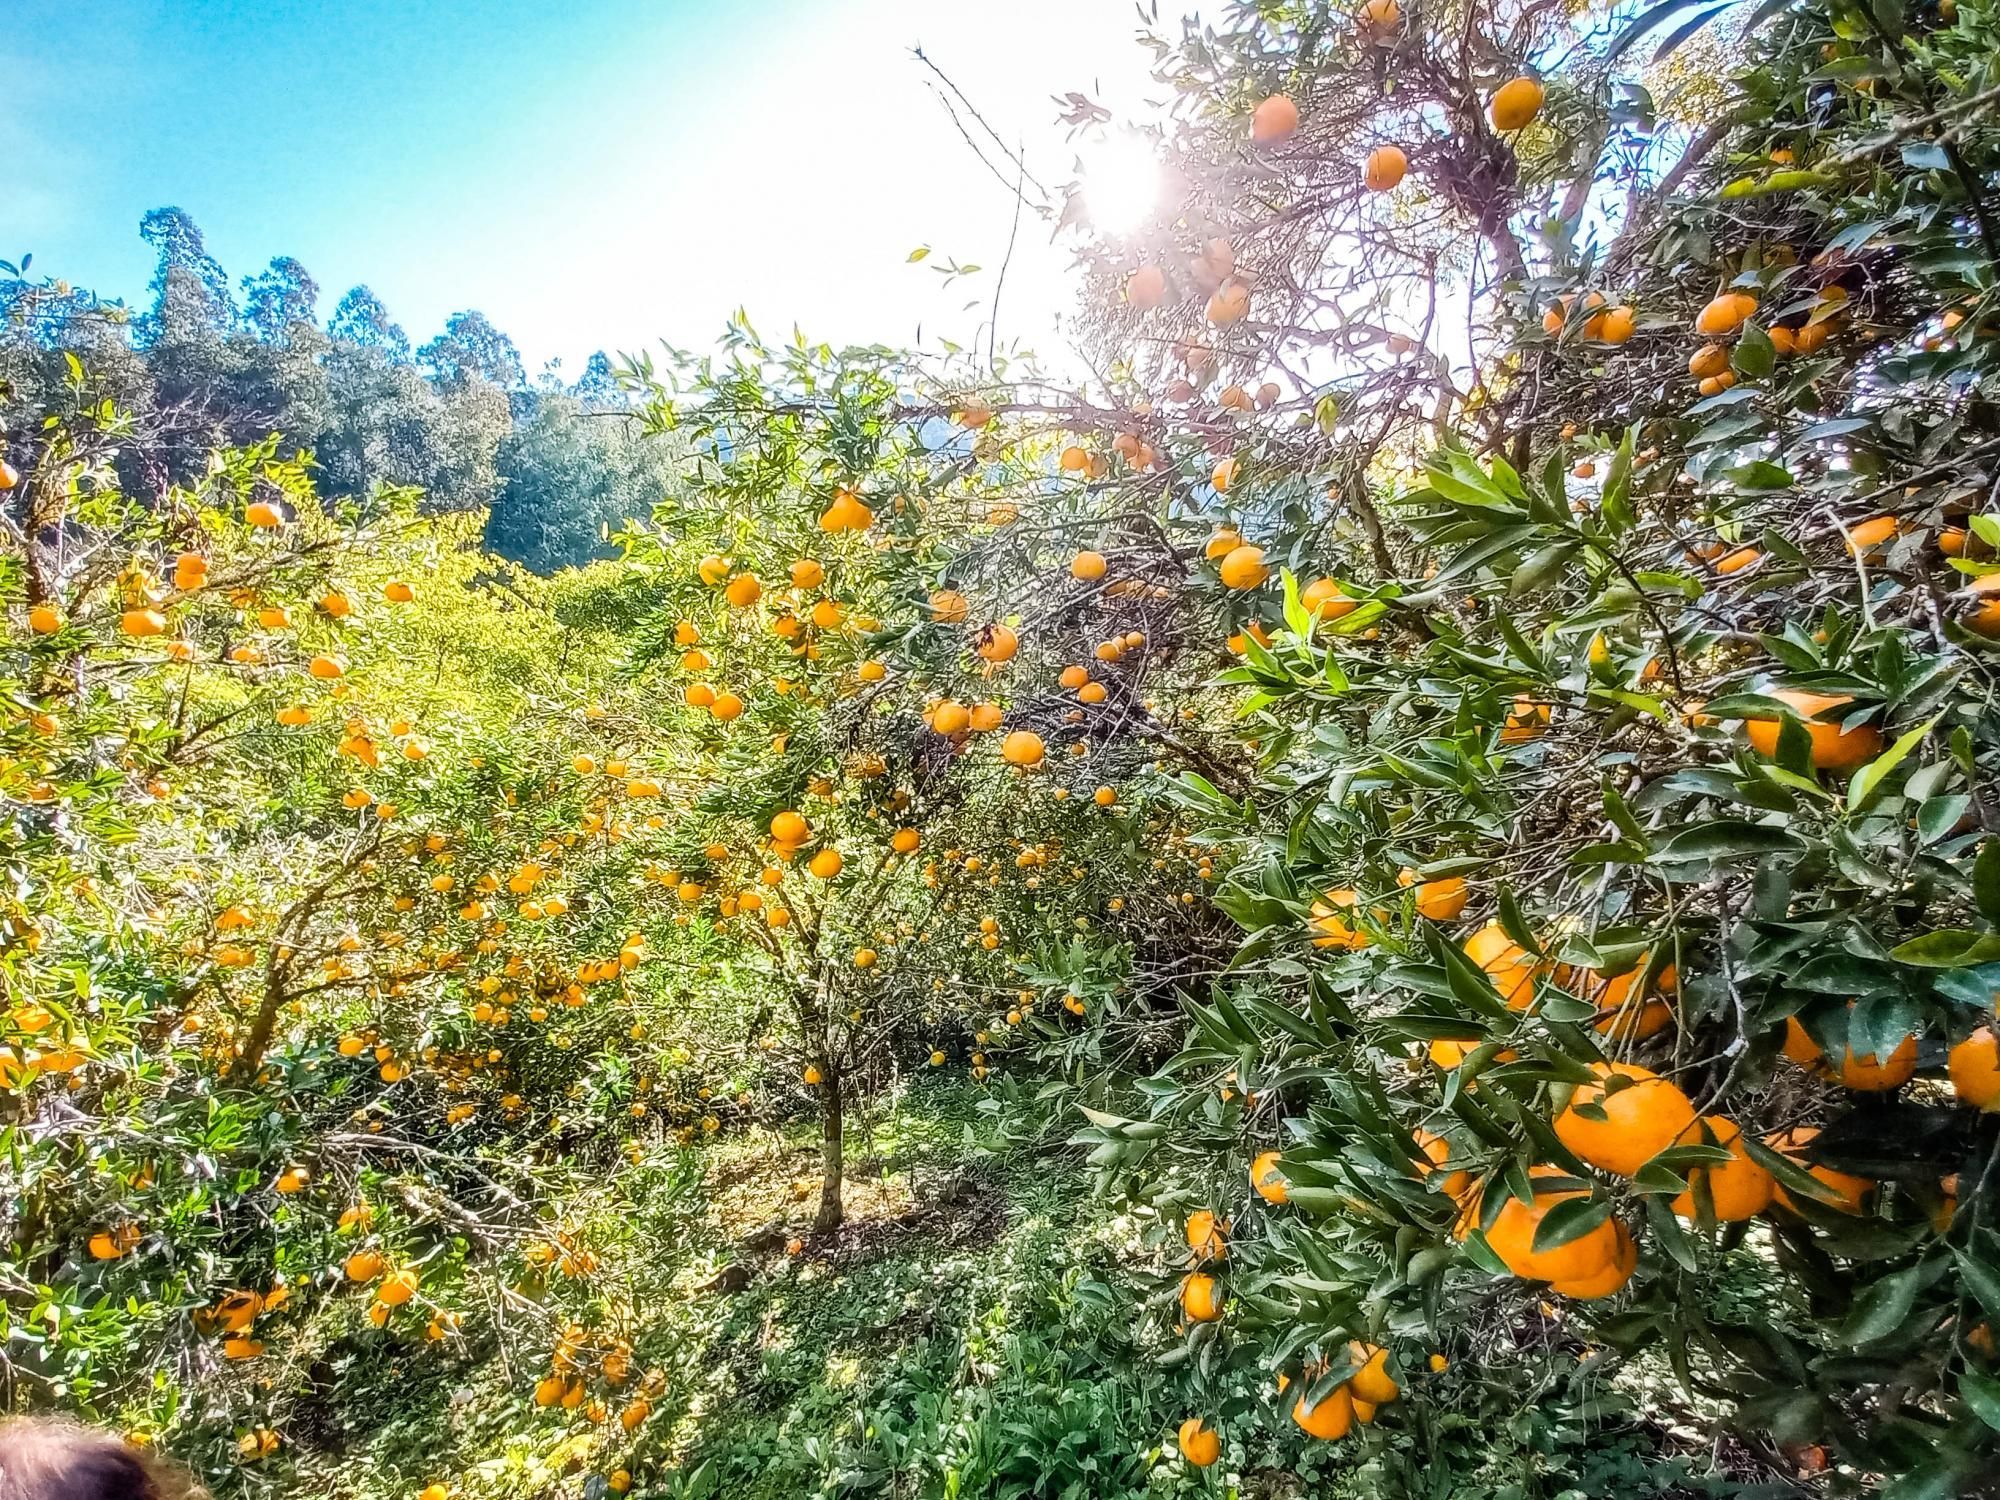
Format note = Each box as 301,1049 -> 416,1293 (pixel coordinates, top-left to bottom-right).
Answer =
0,207 -> 679,572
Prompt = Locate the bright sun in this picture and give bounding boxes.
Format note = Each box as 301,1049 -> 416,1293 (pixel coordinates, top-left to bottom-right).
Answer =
1077,131 -> 1161,238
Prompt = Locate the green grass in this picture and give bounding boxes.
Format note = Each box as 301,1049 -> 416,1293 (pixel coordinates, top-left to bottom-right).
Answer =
225,1083 -> 1773,1500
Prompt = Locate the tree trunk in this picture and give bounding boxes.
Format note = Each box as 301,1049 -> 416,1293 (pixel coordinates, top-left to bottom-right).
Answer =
230,968 -> 288,1087
815,1070 -> 845,1233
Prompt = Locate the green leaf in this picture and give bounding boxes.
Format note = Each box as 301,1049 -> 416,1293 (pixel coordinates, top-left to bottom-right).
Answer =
1846,717 -> 1936,813
1733,323 -> 1775,378
1531,1195 -> 1613,1253
1976,840 -> 2000,925
1652,820 -> 1806,863
1889,930 -> 2000,968
1961,1369 -> 2000,1433
1838,1262 -> 1926,1344
1723,459 -> 1790,491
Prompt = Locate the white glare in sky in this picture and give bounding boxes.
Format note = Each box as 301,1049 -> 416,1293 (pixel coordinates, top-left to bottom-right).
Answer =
1075,131 -> 1162,239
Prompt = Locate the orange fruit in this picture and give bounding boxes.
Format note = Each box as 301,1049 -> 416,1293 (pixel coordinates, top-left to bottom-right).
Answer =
1397,868 -> 1467,920
1584,957 -> 1676,1040
1548,1219 -> 1637,1299
1845,515 -> 1898,553
1251,94 -> 1300,143
1177,1416 -> 1221,1466
1950,1028 -> 2000,1109
1555,1062 -> 1695,1177
1499,697 -> 1551,743
1308,889 -> 1372,950
1204,279 -> 1250,327
1489,77 -> 1545,132
1413,1128 -> 1471,1199
808,848 -> 843,879
1293,1385 -> 1354,1440
789,558 -> 824,589
1348,1343 -> 1399,1405
1001,730 -> 1045,767
344,1249 -> 385,1282
1250,1149 -> 1288,1205
1834,1033 -> 1918,1090
1363,145 -> 1407,191
818,489 -> 874,532
929,589 -> 969,623
1126,266 -> 1166,308
1357,0 -> 1401,32
1688,343 -> 1730,378
1669,1117 -> 1773,1221
1218,545 -> 1270,589
1301,577 -> 1355,619
1071,550 -> 1108,581
1186,1209 -> 1229,1260
975,624 -> 1019,663
1463,922 -> 1538,1010
1768,1126 -> 1871,1213
376,1267 -> 419,1306
1695,291 -> 1758,337
1743,689 -> 1882,772
1180,1272 -> 1223,1321
1480,1167 -> 1619,1281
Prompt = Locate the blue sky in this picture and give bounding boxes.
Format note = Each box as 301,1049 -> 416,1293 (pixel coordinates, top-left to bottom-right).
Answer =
8,0 -> 1158,375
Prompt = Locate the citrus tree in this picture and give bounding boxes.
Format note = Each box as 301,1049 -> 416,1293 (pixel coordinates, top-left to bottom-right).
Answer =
885,0 -> 2000,1490
0,367 -> 722,1484
608,331 -> 1229,1232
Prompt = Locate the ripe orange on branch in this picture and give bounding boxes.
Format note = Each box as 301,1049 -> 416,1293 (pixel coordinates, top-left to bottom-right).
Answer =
1489,77 -> 1544,132
1742,689 -> 1882,772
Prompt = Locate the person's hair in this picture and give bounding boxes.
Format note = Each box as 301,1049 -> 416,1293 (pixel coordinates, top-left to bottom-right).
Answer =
0,1417 -> 206,1500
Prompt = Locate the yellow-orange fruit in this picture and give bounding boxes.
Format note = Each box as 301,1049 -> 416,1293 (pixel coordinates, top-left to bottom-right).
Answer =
1252,94 -> 1301,143
1489,77 -> 1545,132
1364,145 -> 1407,191
1688,343 -> 1730,378
1554,1062 -> 1695,1177
1951,1028 -> 2000,1110
1548,1219 -> 1637,1298
1768,1126 -> 1872,1213
1695,292 -> 1758,337
1180,1272 -> 1222,1322
1480,1167 -> 1621,1281
1397,868 -> 1467,920
1250,1149 -> 1288,1205
1669,1117 -> 1774,1221
1743,689 -> 1882,772
1177,1417 -> 1221,1466
1218,545 -> 1270,589
1463,922 -> 1538,1010
1293,1385 -> 1354,1440
1001,730 -> 1045,767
